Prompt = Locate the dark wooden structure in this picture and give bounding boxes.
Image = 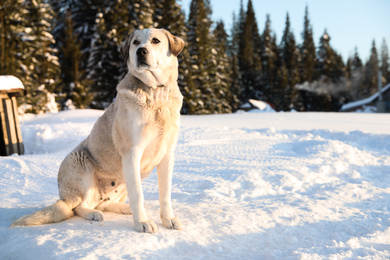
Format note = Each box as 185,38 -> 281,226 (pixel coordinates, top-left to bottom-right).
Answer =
0,76 -> 25,156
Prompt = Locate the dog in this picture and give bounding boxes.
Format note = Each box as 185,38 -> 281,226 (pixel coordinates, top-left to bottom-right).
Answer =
11,28 -> 185,233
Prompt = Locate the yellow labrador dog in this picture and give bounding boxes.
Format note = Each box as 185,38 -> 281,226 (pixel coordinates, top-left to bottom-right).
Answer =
11,29 -> 185,233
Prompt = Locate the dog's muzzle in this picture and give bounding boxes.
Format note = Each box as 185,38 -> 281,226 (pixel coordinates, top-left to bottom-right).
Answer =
137,47 -> 149,68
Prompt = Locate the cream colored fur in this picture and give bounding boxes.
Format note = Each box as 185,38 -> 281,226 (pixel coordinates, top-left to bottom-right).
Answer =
11,29 -> 185,233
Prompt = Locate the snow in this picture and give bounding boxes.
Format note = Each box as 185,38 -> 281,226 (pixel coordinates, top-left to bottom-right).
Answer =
45,92 -> 59,113
1,110 -> 390,259
0,75 -> 24,91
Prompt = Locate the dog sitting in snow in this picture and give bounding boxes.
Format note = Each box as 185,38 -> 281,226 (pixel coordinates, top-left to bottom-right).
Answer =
11,28 -> 185,233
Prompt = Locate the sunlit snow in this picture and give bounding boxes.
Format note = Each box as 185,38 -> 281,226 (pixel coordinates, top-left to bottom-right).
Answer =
1,110 -> 389,259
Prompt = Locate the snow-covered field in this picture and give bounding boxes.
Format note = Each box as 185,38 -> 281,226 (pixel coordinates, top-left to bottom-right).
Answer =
1,110 -> 390,259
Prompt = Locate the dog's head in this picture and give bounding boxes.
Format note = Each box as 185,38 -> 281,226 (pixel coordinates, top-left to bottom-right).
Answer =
121,29 -> 185,89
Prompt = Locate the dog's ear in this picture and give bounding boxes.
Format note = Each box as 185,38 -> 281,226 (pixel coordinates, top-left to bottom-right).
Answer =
120,32 -> 134,64
164,30 -> 185,57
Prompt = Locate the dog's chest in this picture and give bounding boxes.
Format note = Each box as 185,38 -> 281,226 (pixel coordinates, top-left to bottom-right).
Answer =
140,103 -> 179,176
116,85 -> 182,176
143,87 -> 181,134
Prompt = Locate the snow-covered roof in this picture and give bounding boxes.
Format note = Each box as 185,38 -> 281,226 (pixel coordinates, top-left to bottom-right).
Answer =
0,75 -> 24,92
249,99 -> 276,113
341,83 -> 390,111
239,99 -> 276,113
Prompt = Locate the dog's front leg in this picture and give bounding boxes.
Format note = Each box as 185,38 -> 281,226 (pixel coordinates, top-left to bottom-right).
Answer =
157,151 -> 183,230
122,149 -> 157,233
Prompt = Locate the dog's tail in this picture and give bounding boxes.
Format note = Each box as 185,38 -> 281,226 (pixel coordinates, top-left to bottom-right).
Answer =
10,200 -> 74,227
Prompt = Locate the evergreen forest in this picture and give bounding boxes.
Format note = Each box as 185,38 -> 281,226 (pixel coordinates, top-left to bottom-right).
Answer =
1,0 -> 389,114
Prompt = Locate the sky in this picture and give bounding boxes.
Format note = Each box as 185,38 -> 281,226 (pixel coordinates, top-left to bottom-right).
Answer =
180,0 -> 390,63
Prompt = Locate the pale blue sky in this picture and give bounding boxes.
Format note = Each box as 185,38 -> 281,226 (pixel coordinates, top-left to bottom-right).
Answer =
181,0 -> 390,63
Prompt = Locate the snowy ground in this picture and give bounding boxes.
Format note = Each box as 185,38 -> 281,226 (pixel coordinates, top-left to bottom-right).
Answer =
1,110 -> 390,259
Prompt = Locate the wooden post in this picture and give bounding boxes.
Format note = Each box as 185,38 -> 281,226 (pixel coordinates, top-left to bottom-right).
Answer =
0,93 -> 24,156
0,75 -> 25,156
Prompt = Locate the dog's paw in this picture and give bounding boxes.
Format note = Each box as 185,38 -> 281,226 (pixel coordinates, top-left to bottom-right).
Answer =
162,216 -> 183,230
86,210 -> 104,221
134,219 -> 157,233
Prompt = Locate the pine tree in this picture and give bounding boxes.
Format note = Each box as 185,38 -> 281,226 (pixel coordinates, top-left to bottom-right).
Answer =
150,0 -> 163,28
261,15 -> 278,104
347,47 -> 363,75
228,12 -> 242,110
347,47 -> 364,100
1,0 -> 63,113
85,0 -> 139,109
60,11 -> 93,109
230,54 -> 242,111
151,0 -> 182,31
186,0 -> 217,114
133,0 -> 154,29
86,11 -> 121,109
280,12 -> 300,110
109,0 -> 138,82
317,30 -> 344,83
362,40 -> 379,98
294,6 -> 319,111
51,0 -> 141,109
0,0 -> 25,77
229,1 -> 246,102
213,21 -> 237,113
237,0 -> 247,67
274,61 -> 289,109
242,0 -> 256,70
300,6 -> 317,83
317,30 -> 333,80
380,39 -> 390,85
20,0 -> 60,113
70,0 -> 99,58
110,1 -> 137,42
229,12 -> 239,57
51,0 -> 98,108
240,0 -> 262,101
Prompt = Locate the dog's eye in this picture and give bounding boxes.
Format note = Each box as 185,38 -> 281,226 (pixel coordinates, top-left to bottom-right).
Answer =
133,40 -> 140,45
152,38 -> 160,44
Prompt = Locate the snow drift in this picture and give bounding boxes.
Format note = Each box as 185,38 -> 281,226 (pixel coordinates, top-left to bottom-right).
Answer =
1,110 -> 390,259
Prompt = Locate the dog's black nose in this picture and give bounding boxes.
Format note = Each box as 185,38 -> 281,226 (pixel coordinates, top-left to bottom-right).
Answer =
137,47 -> 148,56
